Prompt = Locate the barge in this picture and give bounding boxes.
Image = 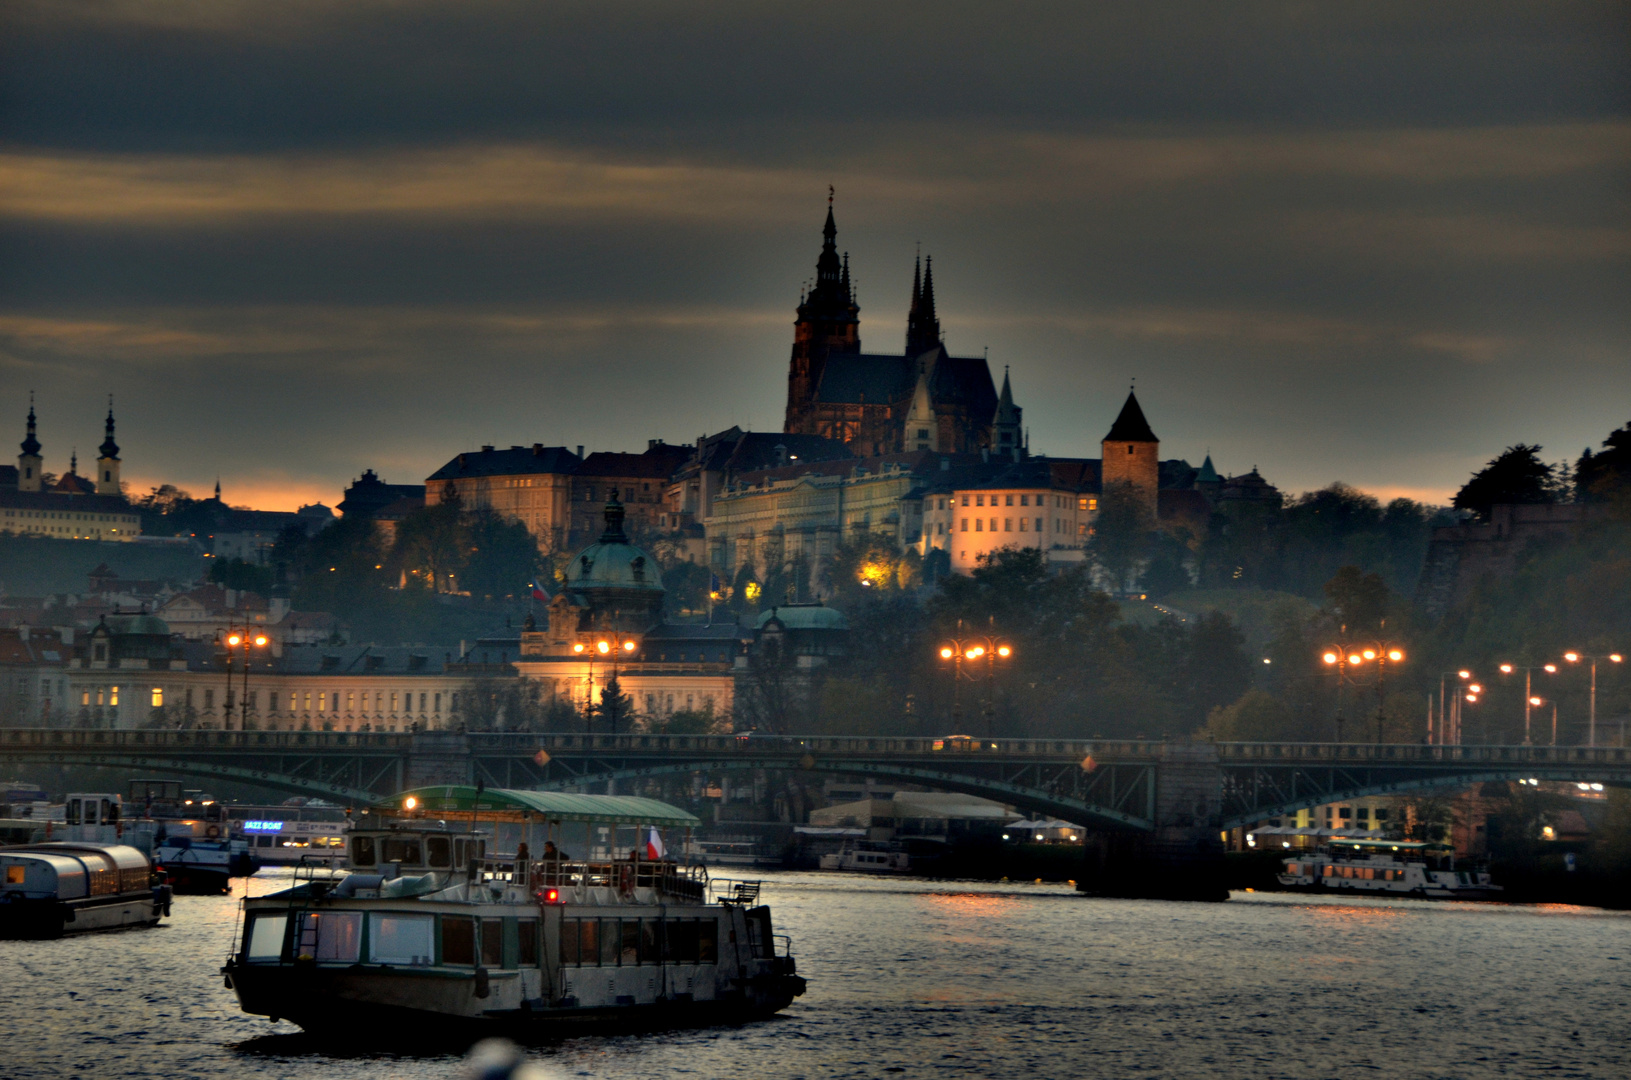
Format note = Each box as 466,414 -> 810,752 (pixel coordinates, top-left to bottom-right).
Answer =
0,842 -> 172,938
222,786 -> 805,1039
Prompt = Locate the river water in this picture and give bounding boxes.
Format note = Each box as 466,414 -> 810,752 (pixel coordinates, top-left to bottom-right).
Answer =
3,871 -> 1628,1080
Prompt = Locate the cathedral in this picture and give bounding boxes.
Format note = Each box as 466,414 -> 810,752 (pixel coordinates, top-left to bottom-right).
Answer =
782,204 -> 1013,458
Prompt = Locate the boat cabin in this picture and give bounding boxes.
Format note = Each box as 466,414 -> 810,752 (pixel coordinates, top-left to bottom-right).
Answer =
346,825 -> 486,877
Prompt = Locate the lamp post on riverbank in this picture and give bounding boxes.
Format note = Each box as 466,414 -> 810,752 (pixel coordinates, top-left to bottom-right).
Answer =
1562,651 -> 1623,747
1498,663 -> 1557,746
938,627 -> 1014,738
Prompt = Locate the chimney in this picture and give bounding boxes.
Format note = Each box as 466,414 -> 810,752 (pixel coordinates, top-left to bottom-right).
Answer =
532,443 -> 544,455
481,445 -> 494,452
577,445 -> 584,459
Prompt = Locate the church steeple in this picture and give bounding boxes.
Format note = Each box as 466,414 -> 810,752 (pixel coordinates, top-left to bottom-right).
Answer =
785,192 -> 862,434
17,397 -> 42,493
905,254 -> 941,356
992,365 -> 1023,460
96,399 -> 121,495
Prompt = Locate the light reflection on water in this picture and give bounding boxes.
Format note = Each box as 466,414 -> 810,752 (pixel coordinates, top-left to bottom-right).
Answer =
2,869 -> 1628,1079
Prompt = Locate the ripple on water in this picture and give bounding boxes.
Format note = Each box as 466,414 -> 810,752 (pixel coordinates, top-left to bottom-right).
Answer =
1,872 -> 1629,1078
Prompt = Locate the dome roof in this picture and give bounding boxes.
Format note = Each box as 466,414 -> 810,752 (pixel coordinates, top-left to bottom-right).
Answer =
565,498 -> 664,594
755,604 -> 848,632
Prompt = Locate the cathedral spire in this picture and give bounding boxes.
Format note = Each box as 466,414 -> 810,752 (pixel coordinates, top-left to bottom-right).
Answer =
905,254 -> 941,356
95,397 -> 122,494
99,399 -> 120,461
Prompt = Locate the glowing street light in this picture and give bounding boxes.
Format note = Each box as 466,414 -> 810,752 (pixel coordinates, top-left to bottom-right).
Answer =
1496,663 -> 1557,746
1562,651 -> 1624,747
939,623 -> 1014,738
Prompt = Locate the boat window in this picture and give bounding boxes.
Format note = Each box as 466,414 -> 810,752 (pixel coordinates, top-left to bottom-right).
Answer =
426,836 -> 451,868
599,918 -> 620,966
518,919 -> 539,966
300,912 -> 362,962
621,919 -> 640,966
350,836 -> 376,867
381,838 -> 422,866
441,915 -> 476,966
666,920 -> 699,964
640,919 -> 660,965
66,799 -> 81,826
481,918 -> 504,968
367,912 -> 434,965
246,914 -> 288,961
698,920 -> 717,964
579,918 -> 599,966
559,919 -> 579,965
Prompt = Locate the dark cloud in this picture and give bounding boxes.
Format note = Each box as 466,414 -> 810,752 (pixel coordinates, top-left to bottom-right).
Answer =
0,2 -> 1627,507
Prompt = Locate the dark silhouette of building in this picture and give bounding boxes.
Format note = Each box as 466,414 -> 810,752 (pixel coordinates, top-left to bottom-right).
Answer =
782,203 -> 1003,457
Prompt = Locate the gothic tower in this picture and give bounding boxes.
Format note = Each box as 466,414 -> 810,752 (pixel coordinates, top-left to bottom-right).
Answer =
17,400 -> 42,493
992,366 -> 1023,461
784,199 -> 861,433
905,255 -> 941,357
96,401 -> 121,495
1100,390 -> 1159,516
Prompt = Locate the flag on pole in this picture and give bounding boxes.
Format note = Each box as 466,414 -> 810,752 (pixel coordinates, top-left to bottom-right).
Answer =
529,580 -> 549,603
645,826 -> 665,861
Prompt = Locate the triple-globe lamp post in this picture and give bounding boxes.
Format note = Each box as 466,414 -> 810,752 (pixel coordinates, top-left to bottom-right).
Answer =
222,627 -> 269,731
573,636 -> 639,734
937,633 -> 1014,739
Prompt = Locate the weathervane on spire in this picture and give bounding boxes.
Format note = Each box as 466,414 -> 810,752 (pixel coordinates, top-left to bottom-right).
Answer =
828,184 -> 834,206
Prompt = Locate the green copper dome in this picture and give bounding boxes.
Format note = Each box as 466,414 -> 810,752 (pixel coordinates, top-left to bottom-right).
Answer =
565,498 -> 664,594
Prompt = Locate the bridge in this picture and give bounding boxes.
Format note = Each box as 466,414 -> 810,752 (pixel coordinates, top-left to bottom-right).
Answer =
4,727 -> 1630,832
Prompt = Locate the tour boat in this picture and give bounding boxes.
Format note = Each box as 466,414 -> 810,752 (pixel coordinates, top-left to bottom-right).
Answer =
818,840 -> 911,873
1277,838 -> 1502,899
0,841 -> 172,938
228,803 -> 353,865
221,787 -> 806,1039
153,822 -> 261,894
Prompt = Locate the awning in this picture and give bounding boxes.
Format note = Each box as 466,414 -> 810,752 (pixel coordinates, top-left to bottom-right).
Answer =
1248,826 -> 1385,838
378,786 -> 701,828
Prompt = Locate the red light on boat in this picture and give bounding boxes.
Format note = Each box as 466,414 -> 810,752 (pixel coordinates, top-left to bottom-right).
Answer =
545,888 -> 559,903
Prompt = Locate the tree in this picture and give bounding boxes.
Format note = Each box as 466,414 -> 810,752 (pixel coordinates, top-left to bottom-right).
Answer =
1323,565 -> 1388,635
1092,481 -> 1154,594
597,675 -> 634,735
1453,444 -> 1562,522
208,557 -> 274,595
461,507 -> 539,601
1202,689 -> 1305,741
394,497 -> 468,592
1179,611 -> 1253,727
1575,420 -> 1631,504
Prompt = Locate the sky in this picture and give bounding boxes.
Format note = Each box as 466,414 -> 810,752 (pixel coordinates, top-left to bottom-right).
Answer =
1,1 -> 1627,511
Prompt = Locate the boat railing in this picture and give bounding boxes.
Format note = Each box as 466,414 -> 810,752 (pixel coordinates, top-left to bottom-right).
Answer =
478,855 -> 710,904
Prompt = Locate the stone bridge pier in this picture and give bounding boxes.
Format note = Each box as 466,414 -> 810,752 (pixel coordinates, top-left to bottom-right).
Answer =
1077,742 -> 1228,902
404,731 -> 475,789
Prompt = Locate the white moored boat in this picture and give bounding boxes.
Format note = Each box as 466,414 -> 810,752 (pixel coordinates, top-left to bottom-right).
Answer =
222,787 -> 805,1039
818,840 -> 910,873
0,842 -> 172,938
1277,838 -> 1502,899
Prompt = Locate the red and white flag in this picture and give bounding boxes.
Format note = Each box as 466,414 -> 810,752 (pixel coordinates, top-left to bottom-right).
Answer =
646,827 -> 665,861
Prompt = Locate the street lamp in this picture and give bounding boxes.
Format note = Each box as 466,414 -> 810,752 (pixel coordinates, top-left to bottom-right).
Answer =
1497,663 -> 1558,746
1435,670 -> 1474,745
1322,642 -> 1406,743
1562,651 -> 1623,747
937,630 -> 1014,738
575,636 -> 639,734
223,628 -> 270,731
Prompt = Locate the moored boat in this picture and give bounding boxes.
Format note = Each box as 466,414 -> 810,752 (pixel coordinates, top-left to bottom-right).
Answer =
1277,838 -> 1502,899
153,824 -> 261,894
818,840 -> 910,873
0,842 -> 172,938
221,786 -> 805,1040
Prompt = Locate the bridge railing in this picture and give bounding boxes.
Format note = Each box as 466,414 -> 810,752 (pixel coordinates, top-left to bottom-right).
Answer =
468,732 -> 1167,759
0,728 -> 414,751
1215,742 -> 1631,766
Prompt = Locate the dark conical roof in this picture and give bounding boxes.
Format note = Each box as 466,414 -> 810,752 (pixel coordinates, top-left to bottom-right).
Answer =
1104,391 -> 1157,443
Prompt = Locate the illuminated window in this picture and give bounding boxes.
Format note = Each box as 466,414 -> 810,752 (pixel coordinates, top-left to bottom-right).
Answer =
151,687 -> 163,708
96,689 -> 105,706
81,689 -> 90,706
347,691 -> 355,710
303,691 -> 311,711
391,692 -> 399,712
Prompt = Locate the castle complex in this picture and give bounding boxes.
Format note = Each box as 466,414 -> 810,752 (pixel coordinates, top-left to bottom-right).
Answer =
1,401 -> 140,541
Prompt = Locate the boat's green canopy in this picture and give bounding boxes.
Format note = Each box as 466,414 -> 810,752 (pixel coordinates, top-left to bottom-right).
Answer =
1330,838 -> 1430,849
379,786 -> 700,828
